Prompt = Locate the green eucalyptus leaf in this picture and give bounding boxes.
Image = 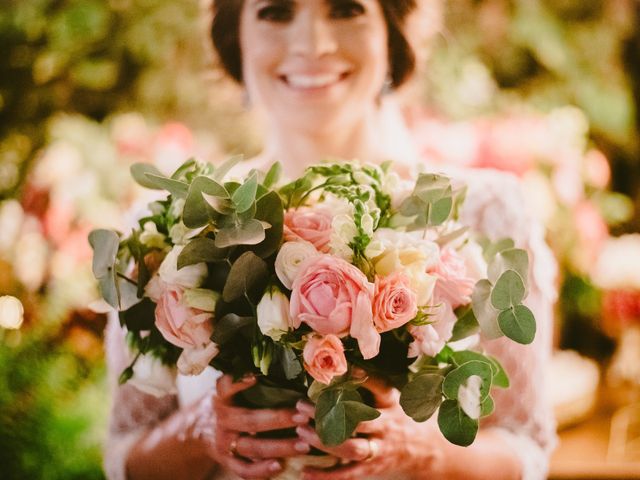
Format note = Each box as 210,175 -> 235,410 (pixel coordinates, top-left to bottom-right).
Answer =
211,313 -> 255,344
263,162 -> 282,189
488,248 -> 529,289
177,237 -> 228,269
212,155 -> 243,182
498,305 -> 536,345
184,176 -> 229,228
215,219 -> 266,248
471,280 -> 502,339
437,399 -> 479,447
253,191 -> 284,258
451,306 -> 480,342
280,345 -> 303,380
399,373 -> 444,422
88,229 -> 120,278
145,174 -> 189,198
99,273 -> 140,311
399,196 -> 423,217
232,173 -> 259,213
429,196 -> 453,225
442,361 -> 492,402
315,389 -> 380,446
130,163 -> 165,189
170,158 -> 198,180
480,395 -> 495,416
481,238 -> 515,263
487,356 -> 509,388
491,270 -> 526,310
222,251 -> 269,302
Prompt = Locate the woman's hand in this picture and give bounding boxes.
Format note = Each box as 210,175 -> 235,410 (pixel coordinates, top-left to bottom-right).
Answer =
294,376 -> 445,480
199,374 -> 311,480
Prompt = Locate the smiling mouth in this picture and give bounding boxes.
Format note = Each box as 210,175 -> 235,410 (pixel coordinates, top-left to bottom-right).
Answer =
279,72 -> 350,90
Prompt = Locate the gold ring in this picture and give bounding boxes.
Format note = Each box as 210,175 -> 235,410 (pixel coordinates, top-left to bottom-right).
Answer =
364,439 -> 379,462
229,438 -> 239,457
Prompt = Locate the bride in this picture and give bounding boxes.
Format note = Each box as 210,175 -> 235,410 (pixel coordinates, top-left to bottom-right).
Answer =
104,1 -> 557,479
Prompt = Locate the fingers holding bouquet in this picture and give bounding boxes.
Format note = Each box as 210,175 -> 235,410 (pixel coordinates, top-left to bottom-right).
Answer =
203,374 -> 309,479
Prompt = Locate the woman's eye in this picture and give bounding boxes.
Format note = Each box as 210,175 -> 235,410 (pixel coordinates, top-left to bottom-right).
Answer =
257,5 -> 294,22
330,1 -> 365,19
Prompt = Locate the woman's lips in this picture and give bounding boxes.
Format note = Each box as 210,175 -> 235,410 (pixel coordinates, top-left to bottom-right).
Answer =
279,71 -> 350,91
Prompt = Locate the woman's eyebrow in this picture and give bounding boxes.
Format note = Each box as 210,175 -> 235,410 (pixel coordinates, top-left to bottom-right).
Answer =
251,0 -> 295,6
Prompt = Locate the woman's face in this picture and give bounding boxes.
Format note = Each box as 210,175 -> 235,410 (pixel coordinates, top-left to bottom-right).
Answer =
239,0 -> 389,133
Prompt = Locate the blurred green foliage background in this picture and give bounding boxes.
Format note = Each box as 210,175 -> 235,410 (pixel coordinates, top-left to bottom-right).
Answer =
0,0 -> 638,478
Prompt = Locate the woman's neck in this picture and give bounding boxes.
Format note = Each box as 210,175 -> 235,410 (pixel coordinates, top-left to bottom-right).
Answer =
257,98 -> 419,178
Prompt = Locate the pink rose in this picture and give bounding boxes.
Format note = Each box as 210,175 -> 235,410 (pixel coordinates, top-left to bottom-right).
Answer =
155,284 -> 214,350
303,334 -> 348,384
373,273 -> 418,333
431,248 -> 475,309
408,300 -> 457,358
284,208 -> 333,253
290,255 -> 379,359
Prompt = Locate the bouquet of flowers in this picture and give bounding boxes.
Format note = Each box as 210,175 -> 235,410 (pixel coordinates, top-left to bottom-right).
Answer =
90,157 -> 536,447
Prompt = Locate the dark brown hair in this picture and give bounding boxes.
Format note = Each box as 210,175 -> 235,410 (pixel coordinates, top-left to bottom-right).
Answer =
210,0 -> 418,89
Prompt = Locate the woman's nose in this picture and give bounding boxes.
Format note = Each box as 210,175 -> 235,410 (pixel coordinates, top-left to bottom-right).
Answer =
289,12 -> 337,58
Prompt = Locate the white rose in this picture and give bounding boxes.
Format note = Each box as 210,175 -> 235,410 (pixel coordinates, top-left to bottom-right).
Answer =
0,295 -> 24,329
158,246 -> 207,289
458,375 -> 482,420
275,241 -> 319,289
177,342 -> 219,376
257,286 -> 292,340
129,353 -> 178,397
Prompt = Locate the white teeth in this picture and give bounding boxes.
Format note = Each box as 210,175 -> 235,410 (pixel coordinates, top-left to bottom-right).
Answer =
285,74 -> 341,89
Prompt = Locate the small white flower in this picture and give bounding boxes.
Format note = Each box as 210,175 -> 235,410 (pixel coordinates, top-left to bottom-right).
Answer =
329,214 -> 358,261
158,246 -> 207,289
170,198 -> 186,218
361,213 -> 375,237
0,295 -> 24,330
275,241 -> 319,289
257,286 -> 292,340
169,222 -> 203,245
129,353 -> 178,397
177,342 -> 219,376
140,222 -> 166,249
184,288 -> 219,312
458,375 -> 483,420
353,171 -> 374,186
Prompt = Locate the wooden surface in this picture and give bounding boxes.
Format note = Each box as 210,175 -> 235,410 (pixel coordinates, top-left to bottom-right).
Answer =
549,387 -> 640,479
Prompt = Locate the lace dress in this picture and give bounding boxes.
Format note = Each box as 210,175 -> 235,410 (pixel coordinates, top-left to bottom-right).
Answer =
103,167 -> 557,480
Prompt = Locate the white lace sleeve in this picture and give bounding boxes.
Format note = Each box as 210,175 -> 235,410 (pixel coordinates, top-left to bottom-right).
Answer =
455,168 -> 558,480
103,312 -> 179,480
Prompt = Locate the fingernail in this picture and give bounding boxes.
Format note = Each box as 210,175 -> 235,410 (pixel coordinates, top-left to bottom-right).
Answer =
292,413 -> 307,424
295,441 -> 310,453
269,461 -> 282,472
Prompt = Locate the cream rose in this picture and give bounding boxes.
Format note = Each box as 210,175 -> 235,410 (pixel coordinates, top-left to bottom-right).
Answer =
275,241 -> 320,290
177,343 -> 220,376
257,286 -> 293,340
157,245 -> 208,289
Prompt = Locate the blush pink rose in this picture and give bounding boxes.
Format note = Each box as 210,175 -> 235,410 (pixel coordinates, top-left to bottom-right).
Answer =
303,334 -> 348,385
284,208 -> 333,253
290,255 -> 379,359
155,284 -> 214,350
430,248 -> 476,309
373,273 -> 418,333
